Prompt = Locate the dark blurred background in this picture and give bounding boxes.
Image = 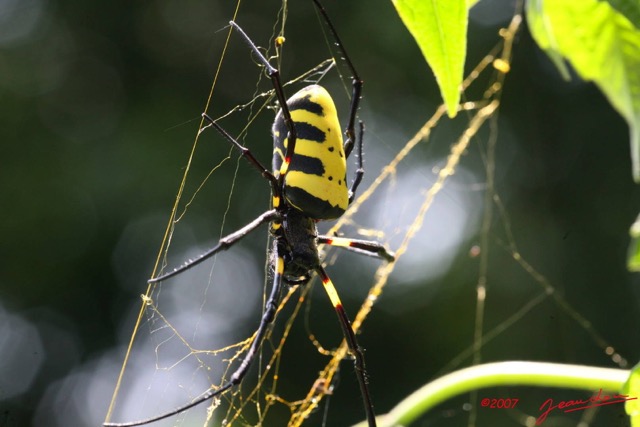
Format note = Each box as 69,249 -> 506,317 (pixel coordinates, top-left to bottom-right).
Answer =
2,0 -> 640,426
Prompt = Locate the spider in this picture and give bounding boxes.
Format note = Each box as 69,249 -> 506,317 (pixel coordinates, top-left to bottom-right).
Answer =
104,1 -> 394,426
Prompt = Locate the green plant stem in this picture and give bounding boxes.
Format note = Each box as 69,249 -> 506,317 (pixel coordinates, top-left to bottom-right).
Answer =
351,361 -> 630,427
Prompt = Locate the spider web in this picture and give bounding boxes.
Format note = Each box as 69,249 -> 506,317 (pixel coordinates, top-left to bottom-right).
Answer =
104,2 -> 634,427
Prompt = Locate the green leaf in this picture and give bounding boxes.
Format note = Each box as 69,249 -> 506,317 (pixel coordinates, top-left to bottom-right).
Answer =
525,0 -> 572,80
622,362 -> 640,426
391,0 -> 468,118
526,0 -> 640,182
628,213 -> 640,271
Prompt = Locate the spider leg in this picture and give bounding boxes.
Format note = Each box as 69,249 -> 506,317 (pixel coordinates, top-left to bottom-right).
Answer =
311,0 -> 364,201
316,266 -> 376,427
317,235 -> 395,262
104,241 -> 285,427
226,240 -> 284,383
348,121 -> 364,203
311,0 -> 362,159
227,21 -> 297,190
202,113 -> 281,199
149,209 -> 280,284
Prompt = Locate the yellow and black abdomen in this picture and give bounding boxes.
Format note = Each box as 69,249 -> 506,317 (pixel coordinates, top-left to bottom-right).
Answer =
272,85 -> 348,220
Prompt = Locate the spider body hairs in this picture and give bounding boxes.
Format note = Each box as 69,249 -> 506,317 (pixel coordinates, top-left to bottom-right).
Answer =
104,1 -> 394,426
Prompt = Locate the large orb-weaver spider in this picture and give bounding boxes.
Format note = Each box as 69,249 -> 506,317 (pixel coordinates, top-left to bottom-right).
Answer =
105,1 -> 394,426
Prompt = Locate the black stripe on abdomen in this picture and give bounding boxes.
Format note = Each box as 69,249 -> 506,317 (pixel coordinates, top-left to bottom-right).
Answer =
285,186 -> 345,220
289,154 -> 325,176
289,95 -> 324,116
273,118 -> 326,145
295,122 -> 325,143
